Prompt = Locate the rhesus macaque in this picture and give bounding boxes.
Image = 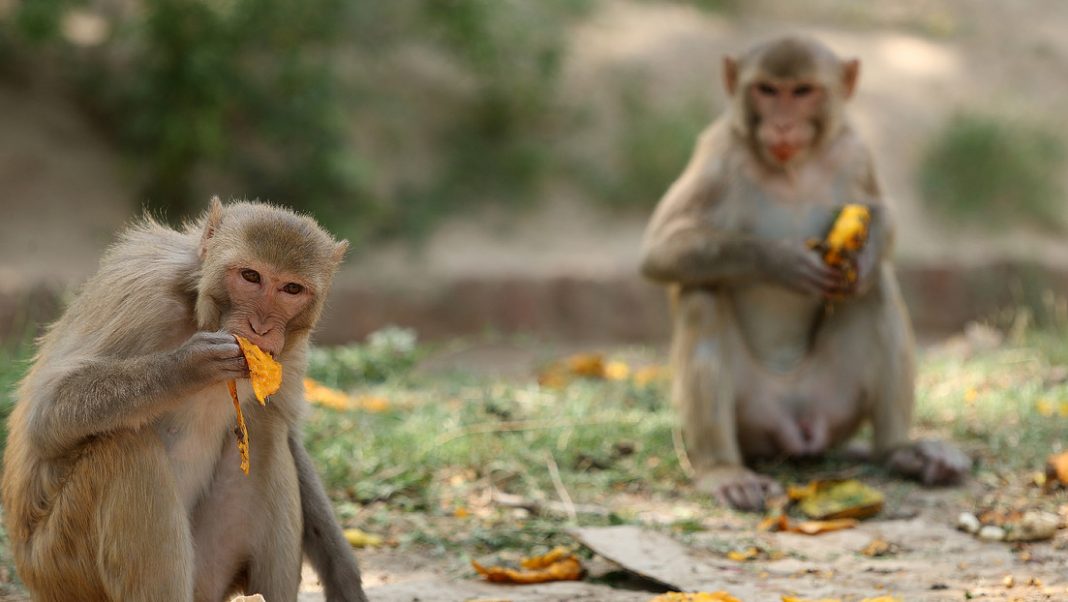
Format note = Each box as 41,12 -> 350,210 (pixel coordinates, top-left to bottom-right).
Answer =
2,199 -> 367,601
640,36 -> 971,511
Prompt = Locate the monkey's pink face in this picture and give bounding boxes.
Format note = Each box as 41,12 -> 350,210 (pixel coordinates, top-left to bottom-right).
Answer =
749,78 -> 825,166
222,263 -> 314,356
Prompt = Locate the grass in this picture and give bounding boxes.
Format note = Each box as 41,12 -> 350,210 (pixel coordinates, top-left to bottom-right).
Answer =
919,112 -> 1066,230
0,322 -> 1066,582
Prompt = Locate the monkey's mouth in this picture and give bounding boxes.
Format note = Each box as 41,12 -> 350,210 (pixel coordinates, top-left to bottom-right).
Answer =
769,143 -> 798,163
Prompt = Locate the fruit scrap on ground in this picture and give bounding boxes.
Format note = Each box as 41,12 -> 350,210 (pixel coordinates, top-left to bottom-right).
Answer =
537,353 -> 667,389
228,336 -> 283,475
343,528 -> 384,548
304,378 -> 354,411
1047,451 -> 1068,486
471,547 -> 584,584
649,593 -> 742,602
788,479 -> 884,520
758,514 -> 859,535
726,545 -> 784,561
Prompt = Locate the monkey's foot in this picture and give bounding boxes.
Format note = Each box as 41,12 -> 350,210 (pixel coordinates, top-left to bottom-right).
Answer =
886,439 -> 971,486
695,466 -> 783,512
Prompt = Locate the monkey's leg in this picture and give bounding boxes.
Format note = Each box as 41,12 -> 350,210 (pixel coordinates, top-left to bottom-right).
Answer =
37,431 -> 193,602
672,289 -> 782,510
856,273 -> 970,484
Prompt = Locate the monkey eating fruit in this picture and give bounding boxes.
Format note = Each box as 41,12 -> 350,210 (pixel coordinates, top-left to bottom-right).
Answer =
641,36 -> 971,511
2,198 -> 367,601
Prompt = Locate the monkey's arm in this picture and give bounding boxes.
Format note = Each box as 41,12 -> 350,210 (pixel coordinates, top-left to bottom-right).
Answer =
27,332 -> 245,459
641,189 -> 840,295
290,431 -> 367,602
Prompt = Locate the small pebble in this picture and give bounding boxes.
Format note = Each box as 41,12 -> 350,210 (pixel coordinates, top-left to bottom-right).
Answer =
978,525 -> 1006,541
957,512 -> 981,534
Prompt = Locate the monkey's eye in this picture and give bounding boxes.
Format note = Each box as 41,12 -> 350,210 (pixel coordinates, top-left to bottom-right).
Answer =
283,283 -> 304,295
756,83 -> 778,96
240,269 -> 261,284
793,84 -> 814,97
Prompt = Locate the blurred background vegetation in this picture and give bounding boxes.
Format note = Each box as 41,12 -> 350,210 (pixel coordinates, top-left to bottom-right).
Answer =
3,0 -> 1065,248
0,0 -> 717,244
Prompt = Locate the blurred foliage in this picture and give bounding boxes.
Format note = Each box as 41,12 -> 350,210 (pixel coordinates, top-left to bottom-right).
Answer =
0,0 -> 621,242
308,326 -> 421,390
582,77 -> 710,208
919,112 -> 1066,230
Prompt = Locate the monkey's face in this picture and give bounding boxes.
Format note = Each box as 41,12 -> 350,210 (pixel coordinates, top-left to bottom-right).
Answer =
220,262 -> 314,356
747,77 -> 825,167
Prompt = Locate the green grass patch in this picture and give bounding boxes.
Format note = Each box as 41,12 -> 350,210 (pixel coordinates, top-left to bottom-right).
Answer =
919,112 -> 1066,229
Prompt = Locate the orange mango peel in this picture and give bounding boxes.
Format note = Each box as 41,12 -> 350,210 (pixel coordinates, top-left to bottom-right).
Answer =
227,336 -> 283,475
471,547 -> 583,584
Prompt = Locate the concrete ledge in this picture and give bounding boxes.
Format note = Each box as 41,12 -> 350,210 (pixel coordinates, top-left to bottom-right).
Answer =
2,262 -> 1067,344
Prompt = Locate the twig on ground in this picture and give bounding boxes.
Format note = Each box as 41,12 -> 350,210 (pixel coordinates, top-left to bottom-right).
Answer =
491,489 -> 611,518
672,425 -> 696,479
429,416 -> 641,451
545,452 -> 577,523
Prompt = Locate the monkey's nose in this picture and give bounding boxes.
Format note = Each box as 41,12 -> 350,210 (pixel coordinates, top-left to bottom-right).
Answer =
248,319 -> 271,336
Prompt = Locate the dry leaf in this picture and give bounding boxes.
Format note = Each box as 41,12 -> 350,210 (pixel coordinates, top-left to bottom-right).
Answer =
727,547 -> 761,562
471,547 -> 583,584
227,379 -> 250,475
792,480 -> 884,520
650,593 -> 742,602
343,528 -> 384,548
860,538 -> 896,557
567,354 -> 605,378
304,378 -> 354,411
235,335 -> 282,404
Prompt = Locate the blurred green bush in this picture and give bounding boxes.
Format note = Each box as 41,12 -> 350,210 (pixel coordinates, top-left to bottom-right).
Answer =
919,112 -> 1066,230
1,0 -> 728,242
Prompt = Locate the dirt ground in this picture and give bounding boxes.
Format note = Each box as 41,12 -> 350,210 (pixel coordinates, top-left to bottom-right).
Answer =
296,483 -> 1068,602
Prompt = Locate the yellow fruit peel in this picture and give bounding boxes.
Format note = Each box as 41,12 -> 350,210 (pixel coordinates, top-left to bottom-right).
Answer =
472,547 -> 583,584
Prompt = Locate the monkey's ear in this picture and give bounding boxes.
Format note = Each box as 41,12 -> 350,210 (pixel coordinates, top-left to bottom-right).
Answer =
331,240 -> 350,265
199,196 -> 224,260
842,59 -> 860,99
723,56 -> 739,96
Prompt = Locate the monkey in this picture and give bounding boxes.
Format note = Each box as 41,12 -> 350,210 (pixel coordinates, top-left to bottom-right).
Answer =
640,36 -> 971,511
1,199 -> 368,601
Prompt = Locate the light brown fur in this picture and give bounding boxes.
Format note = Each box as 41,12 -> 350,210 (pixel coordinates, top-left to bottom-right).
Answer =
2,199 -> 366,601
642,36 -> 969,510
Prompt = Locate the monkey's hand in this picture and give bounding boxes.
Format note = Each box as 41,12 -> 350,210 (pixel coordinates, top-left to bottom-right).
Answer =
766,242 -> 846,298
840,244 -> 879,298
174,331 -> 248,387
886,439 -> 971,486
695,466 -> 783,512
